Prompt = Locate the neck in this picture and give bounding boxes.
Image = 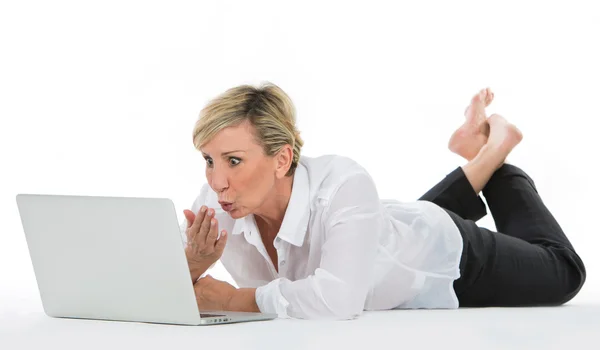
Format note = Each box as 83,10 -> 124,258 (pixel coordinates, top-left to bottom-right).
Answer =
254,175 -> 294,240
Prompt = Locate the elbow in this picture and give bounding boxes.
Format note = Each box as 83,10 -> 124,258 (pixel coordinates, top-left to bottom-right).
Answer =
330,298 -> 364,320
322,288 -> 366,320
311,270 -> 369,320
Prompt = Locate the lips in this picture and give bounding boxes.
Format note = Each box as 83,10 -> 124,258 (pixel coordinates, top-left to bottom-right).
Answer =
219,201 -> 234,212
221,203 -> 233,212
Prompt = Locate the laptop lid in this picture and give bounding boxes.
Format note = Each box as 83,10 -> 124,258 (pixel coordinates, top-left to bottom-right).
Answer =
15,193 -> 203,325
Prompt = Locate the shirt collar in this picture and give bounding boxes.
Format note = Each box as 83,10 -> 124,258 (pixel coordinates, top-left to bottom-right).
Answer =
230,161 -> 310,247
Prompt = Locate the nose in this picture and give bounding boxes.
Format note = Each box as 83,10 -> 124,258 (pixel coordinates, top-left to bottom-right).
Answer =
209,163 -> 229,193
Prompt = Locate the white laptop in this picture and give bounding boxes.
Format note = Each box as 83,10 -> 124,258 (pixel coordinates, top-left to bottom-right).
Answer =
15,193 -> 277,326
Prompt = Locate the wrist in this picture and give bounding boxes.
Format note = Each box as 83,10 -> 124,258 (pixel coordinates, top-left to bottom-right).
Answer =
186,257 -> 211,282
225,288 -> 260,313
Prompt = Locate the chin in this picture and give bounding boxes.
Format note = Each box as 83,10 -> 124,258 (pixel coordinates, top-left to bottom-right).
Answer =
227,208 -> 244,219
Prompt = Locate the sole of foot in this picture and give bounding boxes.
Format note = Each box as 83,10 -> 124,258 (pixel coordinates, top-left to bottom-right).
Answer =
484,113 -> 524,169
448,87 -> 494,161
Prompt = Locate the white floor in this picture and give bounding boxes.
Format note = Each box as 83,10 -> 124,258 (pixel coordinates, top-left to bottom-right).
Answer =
2,296 -> 599,350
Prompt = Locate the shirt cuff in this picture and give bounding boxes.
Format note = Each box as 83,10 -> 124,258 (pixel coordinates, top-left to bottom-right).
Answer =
255,278 -> 291,319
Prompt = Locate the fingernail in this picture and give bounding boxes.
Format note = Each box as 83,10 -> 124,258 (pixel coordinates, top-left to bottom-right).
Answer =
201,206 -> 206,213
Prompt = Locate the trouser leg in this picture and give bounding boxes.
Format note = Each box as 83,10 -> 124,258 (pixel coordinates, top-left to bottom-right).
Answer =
443,163 -> 586,306
418,166 -> 488,222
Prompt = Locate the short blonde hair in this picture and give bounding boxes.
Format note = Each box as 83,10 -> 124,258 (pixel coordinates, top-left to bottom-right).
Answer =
192,82 -> 304,177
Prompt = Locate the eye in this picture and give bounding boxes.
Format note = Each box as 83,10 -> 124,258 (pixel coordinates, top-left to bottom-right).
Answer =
229,157 -> 241,166
204,157 -> 241,168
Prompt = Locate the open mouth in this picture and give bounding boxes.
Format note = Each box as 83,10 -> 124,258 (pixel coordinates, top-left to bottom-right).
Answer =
221,203 -> 233,212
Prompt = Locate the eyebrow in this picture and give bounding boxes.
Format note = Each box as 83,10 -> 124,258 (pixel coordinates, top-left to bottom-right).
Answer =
201,150 -> 246,157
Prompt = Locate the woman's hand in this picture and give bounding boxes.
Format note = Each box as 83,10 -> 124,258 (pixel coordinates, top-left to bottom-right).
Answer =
193,275 -> 237,311
183,206 -> 228,282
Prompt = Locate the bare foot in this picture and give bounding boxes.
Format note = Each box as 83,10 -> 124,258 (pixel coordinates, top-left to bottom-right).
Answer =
464,87 -> 494,128
485,113 -> 523,169
448,88 -> 494,161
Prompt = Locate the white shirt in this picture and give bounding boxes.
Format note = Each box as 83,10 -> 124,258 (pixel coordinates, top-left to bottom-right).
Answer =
179,154 -> 464,320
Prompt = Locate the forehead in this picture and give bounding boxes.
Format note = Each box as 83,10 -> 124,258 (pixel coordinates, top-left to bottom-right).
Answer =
201,121 -> 259,154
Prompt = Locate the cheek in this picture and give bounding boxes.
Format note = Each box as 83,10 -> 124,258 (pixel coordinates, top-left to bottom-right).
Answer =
239,171 -> 270,204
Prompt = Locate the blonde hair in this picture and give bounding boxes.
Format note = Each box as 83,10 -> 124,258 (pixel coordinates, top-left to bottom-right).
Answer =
192,82 -> 304,177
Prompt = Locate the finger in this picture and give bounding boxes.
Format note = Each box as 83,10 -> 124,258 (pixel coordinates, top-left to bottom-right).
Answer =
188,206 -> 207,244
205,216 -> 219,246
199,207 -> 214,242
214,229 -> 228,253
183,210 -> 196,228
190,205 -> 207,234
183,210 -> 196,242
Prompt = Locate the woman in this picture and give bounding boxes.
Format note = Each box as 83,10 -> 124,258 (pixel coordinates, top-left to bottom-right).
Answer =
180,82 -> 586,320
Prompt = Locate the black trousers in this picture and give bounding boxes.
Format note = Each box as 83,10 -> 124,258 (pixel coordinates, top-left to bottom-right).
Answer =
418,163 -> 586,307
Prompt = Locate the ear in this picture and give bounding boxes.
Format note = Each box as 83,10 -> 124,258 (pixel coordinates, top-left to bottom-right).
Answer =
274,144 -> 293,179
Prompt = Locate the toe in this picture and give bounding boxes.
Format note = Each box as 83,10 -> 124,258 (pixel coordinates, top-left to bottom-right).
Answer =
485,89 -> 494,106
472,89 -> 484,105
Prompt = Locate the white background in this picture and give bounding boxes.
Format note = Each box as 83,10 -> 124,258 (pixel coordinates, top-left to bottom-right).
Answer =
1,0 -> 598,341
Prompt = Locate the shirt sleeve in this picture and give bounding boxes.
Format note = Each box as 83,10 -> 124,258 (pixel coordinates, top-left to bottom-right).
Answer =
255,172 -> 383,320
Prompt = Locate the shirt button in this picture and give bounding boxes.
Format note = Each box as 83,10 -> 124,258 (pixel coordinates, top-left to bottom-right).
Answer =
280,260 -> 286,266
276,237 -> 281,243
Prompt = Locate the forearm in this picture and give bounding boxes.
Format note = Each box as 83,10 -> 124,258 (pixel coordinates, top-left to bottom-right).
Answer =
225,288 -> 260,313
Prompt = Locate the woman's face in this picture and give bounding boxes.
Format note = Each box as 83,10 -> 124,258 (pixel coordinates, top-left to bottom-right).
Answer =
200,120 -> 278,219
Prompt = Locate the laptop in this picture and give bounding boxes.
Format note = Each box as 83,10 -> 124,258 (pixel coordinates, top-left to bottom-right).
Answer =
15,193 -> 277,325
